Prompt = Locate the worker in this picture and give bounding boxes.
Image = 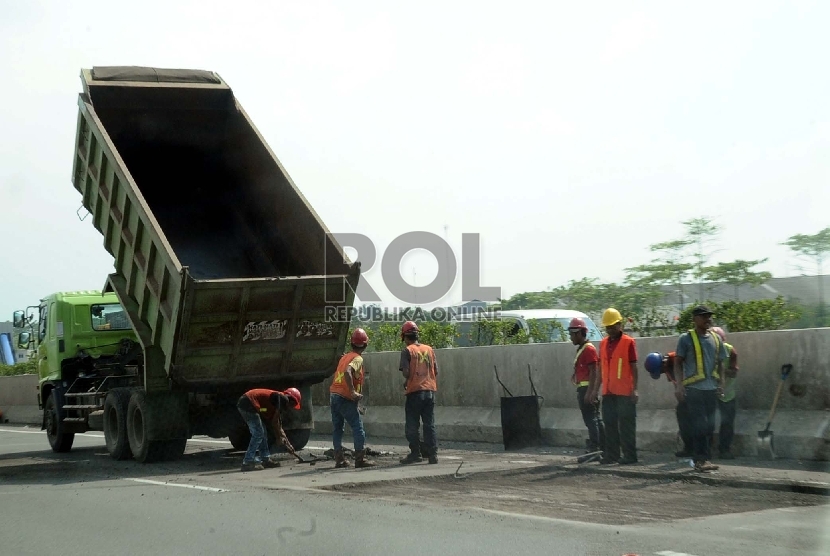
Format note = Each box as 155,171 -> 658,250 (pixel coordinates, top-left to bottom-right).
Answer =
568,317 -> 604,455
598,308 -> 639,465
645,351 -> 693,457
398,321 -> 439,465
711,327 -> 739,459
330,328 -> 376,469
673,305 -> 728,472
236,387 -> 302,472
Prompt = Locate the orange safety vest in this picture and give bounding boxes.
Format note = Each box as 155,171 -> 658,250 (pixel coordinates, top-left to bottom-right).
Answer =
600,334 -> 636,396
330,351 -> 364,399
404,343 -> 438,394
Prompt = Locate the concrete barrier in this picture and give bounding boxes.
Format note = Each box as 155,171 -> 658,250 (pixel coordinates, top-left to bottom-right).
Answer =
312,328 -> 830,461
2,329 -> 828,460
0,374 -> 40,425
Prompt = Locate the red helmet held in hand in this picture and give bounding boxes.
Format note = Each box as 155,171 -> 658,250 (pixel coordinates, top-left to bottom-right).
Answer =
284,387 -> 302,410
350,328 -> 369,348
400,320 -> 419,339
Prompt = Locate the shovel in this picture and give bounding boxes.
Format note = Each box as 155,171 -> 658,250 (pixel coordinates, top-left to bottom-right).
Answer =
757,364 -> 792,459
576,450 -> 603,464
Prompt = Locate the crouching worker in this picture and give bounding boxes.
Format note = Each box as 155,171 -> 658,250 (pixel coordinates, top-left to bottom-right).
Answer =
330,328 -> 376,469
237,387 -> 302,472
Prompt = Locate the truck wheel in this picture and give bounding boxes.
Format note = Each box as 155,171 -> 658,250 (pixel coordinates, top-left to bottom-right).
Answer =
127,390 -> 164,463
160,439 -> 187,460
228,425 -> 251,451
45,394 -> 74,453
285,429 -> 310,451
104,388 -> 133,460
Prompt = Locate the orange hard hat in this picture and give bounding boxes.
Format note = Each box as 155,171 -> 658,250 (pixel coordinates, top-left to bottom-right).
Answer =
567,317 -> 587,331
284,387 -> 302,410
400,320 -> 419,339
350,328 -> 369,347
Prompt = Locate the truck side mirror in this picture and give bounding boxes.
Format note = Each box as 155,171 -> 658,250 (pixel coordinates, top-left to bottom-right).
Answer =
13,310 -> 24,328
18,331 -> 31,349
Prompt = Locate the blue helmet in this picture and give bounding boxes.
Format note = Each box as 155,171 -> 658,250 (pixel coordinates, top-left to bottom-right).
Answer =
644,352 -> 664,379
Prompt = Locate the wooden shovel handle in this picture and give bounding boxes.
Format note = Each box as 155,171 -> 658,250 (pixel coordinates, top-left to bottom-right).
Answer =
766,379 -> 786,424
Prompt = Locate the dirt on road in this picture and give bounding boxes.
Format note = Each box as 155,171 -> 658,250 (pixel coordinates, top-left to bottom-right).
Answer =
327,465 -> 828,526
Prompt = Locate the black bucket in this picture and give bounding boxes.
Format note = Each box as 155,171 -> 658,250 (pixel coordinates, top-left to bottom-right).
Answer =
500,395 -> 543,450
494,365 -> 544,450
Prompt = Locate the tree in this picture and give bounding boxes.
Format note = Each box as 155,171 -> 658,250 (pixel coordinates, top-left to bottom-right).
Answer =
682,216 -> 722,301
644,239 -> 695,309
703,259 -> 772,300
500,291 -> 558,310
781,227 -> 830,326
675,297 -> 801,333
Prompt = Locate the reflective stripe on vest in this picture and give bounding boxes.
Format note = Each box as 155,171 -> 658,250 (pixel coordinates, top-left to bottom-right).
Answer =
330,351 -> 364,398
682,330 -> 721,386
405,344 -> 438,394
573,342 -> 592,389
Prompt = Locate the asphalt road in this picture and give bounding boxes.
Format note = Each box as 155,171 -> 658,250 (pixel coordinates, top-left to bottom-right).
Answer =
1,427 -> 827,556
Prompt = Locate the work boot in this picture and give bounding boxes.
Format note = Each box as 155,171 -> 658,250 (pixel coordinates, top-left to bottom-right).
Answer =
262,455 -> 281,469
694,460 -> 719,472
427,449 -> 438,465
355,449 -> 376,468
334,449 -> 351,469
241,461 -> 264,472
400,452 -> 423,465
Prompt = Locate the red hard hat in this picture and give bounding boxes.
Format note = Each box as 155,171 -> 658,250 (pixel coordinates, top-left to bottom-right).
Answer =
284,387 -> 302,410
350,328 -> 369,347
400,320 -> 419,339
567,317 -> 587,331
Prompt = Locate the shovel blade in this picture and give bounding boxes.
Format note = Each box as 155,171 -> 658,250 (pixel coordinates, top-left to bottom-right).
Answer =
757,431 -> 775,459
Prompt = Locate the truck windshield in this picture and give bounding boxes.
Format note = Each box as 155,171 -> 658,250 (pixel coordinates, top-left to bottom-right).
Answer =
91,304 -> 131,331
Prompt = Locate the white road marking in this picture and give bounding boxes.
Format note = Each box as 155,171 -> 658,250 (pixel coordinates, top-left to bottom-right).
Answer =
656,551 -> 700,556
125,478 -> 226,492
507,460 -> 537,464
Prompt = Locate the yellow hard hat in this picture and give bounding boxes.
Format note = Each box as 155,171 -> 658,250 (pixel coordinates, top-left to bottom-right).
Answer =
601,308 -> 623,327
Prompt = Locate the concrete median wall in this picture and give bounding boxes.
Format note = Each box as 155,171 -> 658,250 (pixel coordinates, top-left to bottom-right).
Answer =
2,329 -> 827,460
0,374 -> 40,425
312,328 -> 830,461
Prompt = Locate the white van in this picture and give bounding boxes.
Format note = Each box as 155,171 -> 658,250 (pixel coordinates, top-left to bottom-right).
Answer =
452,309 -> 603,347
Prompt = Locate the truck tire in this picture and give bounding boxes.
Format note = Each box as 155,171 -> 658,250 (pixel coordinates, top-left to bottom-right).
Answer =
285,429 -> 310,451
45,393 -> 74,453
160,438 -> 187,460
103,388 -> 133,460
127,390 -> 165,463
228,424 -> 251,452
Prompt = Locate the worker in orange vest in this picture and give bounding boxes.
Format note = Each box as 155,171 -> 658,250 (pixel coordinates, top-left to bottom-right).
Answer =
330,328 -> 376,469
598,308 -> 639,465
568,317 -> 604,455
398,321 -> 439,465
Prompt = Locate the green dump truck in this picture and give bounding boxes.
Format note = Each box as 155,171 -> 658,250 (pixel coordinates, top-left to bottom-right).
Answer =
13,66 -> 359,462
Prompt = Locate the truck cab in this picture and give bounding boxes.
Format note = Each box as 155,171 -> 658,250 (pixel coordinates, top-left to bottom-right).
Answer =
14,291 -> 142,452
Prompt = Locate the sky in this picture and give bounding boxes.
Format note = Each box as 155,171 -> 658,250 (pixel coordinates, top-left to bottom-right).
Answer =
1,0 -> 828,317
